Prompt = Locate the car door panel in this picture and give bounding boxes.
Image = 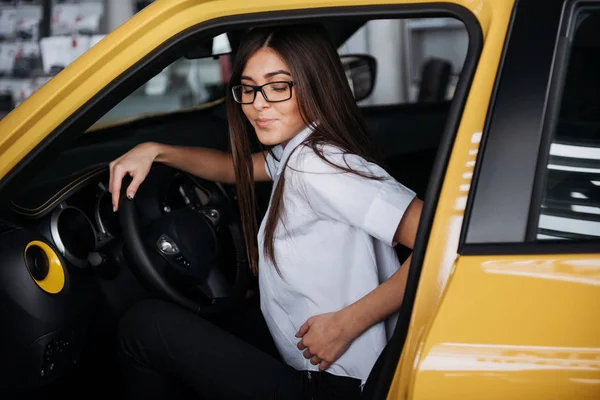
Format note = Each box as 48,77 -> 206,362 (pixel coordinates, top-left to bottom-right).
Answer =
403,1 -> 600,399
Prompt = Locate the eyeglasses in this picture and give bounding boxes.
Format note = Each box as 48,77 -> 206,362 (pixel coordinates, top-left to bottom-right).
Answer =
231,81 -> 295,104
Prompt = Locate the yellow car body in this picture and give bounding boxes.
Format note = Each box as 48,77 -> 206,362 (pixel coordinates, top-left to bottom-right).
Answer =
0,0 -> 598,399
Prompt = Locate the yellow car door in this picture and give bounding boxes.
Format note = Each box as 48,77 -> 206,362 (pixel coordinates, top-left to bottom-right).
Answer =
388,0 -> 600,399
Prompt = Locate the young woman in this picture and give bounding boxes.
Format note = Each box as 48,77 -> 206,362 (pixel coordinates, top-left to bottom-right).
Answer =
112,23 -> 423,400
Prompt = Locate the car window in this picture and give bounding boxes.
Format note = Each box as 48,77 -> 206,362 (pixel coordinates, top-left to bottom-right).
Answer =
338,18 -> 468,106
536,8 -> 600,240
94,18 -> 470,127
92,33 -> 232,129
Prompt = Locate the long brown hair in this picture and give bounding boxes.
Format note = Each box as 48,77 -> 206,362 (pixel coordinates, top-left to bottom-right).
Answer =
226,23 -> 382,274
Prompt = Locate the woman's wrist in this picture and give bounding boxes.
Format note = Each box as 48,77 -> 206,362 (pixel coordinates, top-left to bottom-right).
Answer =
338,306 -> 366,341
146,142 -> 168,163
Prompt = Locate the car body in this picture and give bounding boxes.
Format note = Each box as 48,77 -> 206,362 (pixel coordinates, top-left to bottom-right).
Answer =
0,0 -> 599,399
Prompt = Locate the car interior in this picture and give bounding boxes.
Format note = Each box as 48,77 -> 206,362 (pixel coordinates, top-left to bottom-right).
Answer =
0,15 -> 465,398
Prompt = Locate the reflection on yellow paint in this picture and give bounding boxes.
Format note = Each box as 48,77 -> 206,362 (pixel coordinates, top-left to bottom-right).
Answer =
481,259 -> 600,286
421,343 -> 600,372
454,196 -> 468,210
571,379 -> 600,385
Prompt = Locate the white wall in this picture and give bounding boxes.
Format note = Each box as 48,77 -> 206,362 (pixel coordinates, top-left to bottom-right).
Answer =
105,0 -> 134,32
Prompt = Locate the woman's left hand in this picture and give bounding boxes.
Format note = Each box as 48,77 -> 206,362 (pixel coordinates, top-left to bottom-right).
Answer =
296,311 -> 355,371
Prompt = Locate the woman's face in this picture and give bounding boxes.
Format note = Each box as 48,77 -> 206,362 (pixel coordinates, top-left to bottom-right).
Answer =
240,48 -> 305,147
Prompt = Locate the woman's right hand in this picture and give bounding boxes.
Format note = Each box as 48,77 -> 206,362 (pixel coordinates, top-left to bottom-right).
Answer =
109,142 -> 161,211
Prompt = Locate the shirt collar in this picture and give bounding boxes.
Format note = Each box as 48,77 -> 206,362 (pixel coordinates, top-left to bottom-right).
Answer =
276,124 -> 315,176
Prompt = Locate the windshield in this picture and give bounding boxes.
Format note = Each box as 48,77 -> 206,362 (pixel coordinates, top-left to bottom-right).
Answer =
91,33 -> 232,130
91,55 -> 230,130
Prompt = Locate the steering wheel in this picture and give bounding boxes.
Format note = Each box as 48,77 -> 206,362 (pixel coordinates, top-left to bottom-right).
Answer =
118,165 -> 250,315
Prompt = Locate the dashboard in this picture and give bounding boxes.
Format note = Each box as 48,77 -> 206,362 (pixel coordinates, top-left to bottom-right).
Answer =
0,101 -> 236,391
0,162 -> 216,389
13,166 -> 120,268
0,165 -> 120,388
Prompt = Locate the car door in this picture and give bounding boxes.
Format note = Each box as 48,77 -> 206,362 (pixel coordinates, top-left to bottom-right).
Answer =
389,0 -> 600,399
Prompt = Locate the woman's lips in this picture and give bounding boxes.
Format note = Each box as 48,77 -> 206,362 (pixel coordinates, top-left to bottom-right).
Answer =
255,119 -> 276,129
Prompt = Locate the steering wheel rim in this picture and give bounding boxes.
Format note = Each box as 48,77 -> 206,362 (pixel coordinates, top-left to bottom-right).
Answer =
118,168 -> 250,315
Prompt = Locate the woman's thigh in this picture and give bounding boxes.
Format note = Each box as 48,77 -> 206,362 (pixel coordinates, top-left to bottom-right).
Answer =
209,295 -> 281,361
118,298 -> 303,400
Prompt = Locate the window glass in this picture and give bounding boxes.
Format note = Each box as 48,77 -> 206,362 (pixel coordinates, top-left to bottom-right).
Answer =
95,57 -> 228,126
91,33 -> 232,129
338,18 -> 468,106
537,8 -> 600,240
93,18 -> 470,129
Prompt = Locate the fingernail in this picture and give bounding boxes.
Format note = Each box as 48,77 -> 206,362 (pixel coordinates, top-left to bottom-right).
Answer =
127,193 -> 133,200
113,206 -> 117,212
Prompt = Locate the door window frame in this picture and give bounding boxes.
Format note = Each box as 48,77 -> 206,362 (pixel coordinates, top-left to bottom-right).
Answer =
460,0 -> 600,255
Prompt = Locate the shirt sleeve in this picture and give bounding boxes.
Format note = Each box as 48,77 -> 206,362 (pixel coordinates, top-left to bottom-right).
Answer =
264,146 -> 283,180
296,148 -> 416,246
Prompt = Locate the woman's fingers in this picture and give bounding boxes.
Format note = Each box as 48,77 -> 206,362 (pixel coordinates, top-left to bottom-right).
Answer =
110,167 -> 146,211
302,345 -> 321,365
126,173 -> 145,200
303,348 -> 314,359
108,143 -> 156,211
110,163 -> 129,211
319,361 -> 331,371
297,339 -> 306,351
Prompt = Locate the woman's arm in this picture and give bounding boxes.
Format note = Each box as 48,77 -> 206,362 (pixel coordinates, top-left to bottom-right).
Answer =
156,144 -> 271,183
110,142 -> 270,210
296,197 -> 423,370
337,197 -> 422,336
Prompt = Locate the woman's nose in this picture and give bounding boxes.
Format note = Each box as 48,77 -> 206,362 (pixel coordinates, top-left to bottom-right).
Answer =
253,90 -> 269,109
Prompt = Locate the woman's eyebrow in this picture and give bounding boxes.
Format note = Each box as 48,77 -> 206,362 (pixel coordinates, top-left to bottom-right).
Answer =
240,70 -> 292,81
264,70 -> 292,78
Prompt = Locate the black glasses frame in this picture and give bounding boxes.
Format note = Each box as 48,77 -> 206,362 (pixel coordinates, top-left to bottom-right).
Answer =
231,81 -> 295,104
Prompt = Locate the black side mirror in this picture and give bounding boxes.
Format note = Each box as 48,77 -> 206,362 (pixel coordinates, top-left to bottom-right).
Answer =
340,54 -> 377,102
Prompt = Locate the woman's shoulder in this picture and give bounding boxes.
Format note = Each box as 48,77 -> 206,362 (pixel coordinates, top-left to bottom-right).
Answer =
290,143 -> 375,175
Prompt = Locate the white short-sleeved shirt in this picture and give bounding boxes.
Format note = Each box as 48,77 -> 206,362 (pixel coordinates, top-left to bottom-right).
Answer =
258,126 -> 416,385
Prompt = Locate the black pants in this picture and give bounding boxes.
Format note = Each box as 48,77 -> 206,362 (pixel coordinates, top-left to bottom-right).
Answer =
117,298 -> 362,399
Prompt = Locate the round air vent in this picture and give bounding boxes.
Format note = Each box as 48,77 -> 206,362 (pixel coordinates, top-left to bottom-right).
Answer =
24,241 -> 65,294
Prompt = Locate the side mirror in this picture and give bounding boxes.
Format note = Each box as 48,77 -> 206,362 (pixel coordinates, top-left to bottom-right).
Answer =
340,54 -> 377,102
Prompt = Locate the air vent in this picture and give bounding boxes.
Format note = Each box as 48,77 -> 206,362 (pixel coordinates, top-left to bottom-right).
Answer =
24,241 -> 65,294
25,245 -> 50,281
